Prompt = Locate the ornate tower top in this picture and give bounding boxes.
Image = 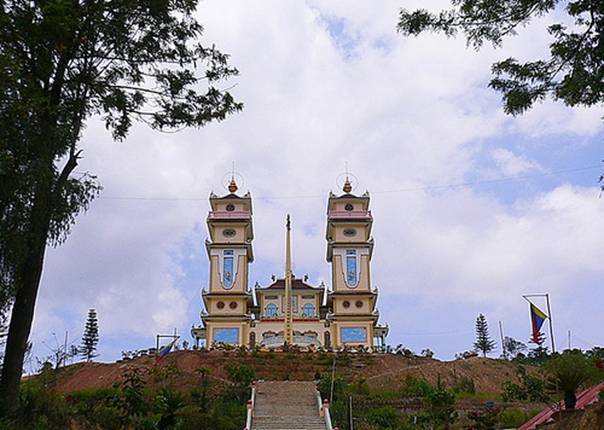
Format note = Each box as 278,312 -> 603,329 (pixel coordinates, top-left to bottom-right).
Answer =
228,176 -> 238,193
342,176 -> 352,193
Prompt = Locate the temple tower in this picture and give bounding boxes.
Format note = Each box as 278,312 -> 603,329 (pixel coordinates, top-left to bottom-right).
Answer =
326,177 -> 378,349
201,177 -> 254,346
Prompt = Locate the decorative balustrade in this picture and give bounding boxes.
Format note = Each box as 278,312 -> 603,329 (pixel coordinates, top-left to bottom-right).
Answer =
208,210 -> 251,220
327,210 -> 372,220
258,313 -> 319,320
261,334 -> 320,347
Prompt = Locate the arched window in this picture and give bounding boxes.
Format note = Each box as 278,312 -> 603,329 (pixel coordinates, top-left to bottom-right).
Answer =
346,249 -> 358,286
265,303 -> 278,317
302,303 -> 315,317
222,250 -> 234,289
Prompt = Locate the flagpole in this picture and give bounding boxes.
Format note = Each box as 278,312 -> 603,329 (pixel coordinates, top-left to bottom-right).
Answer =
545,293 -> 556,353
498,321 -> 505,359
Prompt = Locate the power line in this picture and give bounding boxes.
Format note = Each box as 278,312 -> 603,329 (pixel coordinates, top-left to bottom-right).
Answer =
93,164 -> 602,202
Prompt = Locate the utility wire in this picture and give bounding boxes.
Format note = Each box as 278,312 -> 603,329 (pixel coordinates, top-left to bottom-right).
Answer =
92,164 -> 602,202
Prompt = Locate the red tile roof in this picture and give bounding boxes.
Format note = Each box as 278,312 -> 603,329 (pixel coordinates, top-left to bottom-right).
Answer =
260,278 -> 320,290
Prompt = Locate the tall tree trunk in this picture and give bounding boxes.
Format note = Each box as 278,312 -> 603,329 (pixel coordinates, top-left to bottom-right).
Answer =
0,183 -> 52,417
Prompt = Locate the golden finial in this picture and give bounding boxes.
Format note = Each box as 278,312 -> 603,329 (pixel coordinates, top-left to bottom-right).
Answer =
343,177 -> 352,193
228,177 -> 238,193
227,160 -> 238,193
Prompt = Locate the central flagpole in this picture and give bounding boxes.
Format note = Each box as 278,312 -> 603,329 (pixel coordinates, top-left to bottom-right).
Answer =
284,215 -> 293,344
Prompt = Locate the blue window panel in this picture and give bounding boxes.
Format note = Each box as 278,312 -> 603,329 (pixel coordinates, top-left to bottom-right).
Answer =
341,327 -> 367,343
346,250 -> 357,286
213,328 -> 239,344
222,250 -> 234,288
266,303 -> 278,317
302,303 -> 315,317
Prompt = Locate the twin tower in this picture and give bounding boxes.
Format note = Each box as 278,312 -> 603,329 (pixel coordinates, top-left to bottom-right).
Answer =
191,177 -> 388,350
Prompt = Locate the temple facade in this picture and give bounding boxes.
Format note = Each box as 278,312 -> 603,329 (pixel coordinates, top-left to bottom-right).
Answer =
191,177 -> 388,350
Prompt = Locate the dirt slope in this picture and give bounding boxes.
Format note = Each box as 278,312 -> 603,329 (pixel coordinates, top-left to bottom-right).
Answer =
45,350 -> 526,395
540,402 -> 604,430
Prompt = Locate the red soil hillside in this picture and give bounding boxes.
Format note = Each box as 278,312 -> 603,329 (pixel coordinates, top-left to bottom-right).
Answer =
45,350 -> 528,395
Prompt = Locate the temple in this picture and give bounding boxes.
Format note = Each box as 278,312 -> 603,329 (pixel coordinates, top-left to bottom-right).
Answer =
191,177 -> 388,350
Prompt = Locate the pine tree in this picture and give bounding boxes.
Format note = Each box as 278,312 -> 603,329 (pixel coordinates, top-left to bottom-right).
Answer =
473,314 -> 496,357
80,309 -> 99,362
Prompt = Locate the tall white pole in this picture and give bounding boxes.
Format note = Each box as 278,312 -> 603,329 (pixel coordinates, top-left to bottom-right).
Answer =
498,321 -> 505,358
545,294 -> 556,353
284,215 -> 293,344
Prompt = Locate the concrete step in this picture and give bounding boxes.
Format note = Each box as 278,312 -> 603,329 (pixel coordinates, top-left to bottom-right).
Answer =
253,416 -> 326,430
252,381 -> 326,430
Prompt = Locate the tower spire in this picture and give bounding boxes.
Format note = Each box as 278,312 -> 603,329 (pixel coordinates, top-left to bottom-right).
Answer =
284,215 -> 293,344
342,161 -> 353,193
228,161 -> 238,193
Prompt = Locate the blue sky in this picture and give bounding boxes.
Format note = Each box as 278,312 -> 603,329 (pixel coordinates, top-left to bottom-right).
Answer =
25,0 -> 603,369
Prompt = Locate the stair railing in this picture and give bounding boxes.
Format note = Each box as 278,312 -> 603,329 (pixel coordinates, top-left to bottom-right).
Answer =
244,382 -> 256,430
320,397 -> 334,430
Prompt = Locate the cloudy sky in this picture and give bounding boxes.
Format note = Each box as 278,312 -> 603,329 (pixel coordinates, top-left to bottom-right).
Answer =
29,0 -> 603,366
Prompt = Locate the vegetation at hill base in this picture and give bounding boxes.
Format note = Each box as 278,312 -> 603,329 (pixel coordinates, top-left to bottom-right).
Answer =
0,362 -> 250,430
1,345 -> 602,430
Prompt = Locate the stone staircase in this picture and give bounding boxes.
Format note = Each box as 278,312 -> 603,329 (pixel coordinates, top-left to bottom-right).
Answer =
252,381 -> 326,430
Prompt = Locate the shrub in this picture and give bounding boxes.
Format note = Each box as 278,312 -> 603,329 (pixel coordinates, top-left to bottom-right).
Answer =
366,406 -> 401,429
498,407 -> 529,428
544,351 -> 601,409
401,376 -> 433,397
501,366 -> 549,402
12,382 -> 71,429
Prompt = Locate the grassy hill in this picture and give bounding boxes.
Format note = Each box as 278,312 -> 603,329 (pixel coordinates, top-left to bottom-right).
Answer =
48,350 -> 523,395
8,350 -> 564,429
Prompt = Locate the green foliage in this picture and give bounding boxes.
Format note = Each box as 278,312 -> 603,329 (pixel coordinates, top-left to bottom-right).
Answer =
317,372 -> 346,403
503,336 -> 527,360
80,308 -> 99,362
501,365 -> 549,403
397,1 -> 604,117
224,363 -> 255,403
349,378 -> 370,396
1,369 -> 246,429
0,0 -> 242,410
452,376 -> 476,395
474,314 -> 496,357
468,405 -> 499,430
401,375 -> 434,397
544,350 -> 601,409
9,382 -> 71,429
498,407 -> 532,428
365,406 -> 402,429
155,389 -> 185,429
417,383 -> 458,429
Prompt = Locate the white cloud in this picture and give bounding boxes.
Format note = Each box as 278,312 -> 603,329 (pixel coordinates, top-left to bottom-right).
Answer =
490,148 -> 544,176
30,0 -> 604,360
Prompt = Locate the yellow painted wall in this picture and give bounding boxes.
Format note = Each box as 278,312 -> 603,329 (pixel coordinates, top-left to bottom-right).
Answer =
209,224 -> 247,244
333,297 -> 372,314
207,297 -> 248,314
332,254 -> 370,292
209,254 -> 247,293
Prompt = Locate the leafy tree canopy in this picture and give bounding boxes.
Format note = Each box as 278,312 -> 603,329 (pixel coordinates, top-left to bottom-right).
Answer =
0,0 -> 241,414
397,1 -> 604,117
0,0 -> 241,297
544,350 -> 602,409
